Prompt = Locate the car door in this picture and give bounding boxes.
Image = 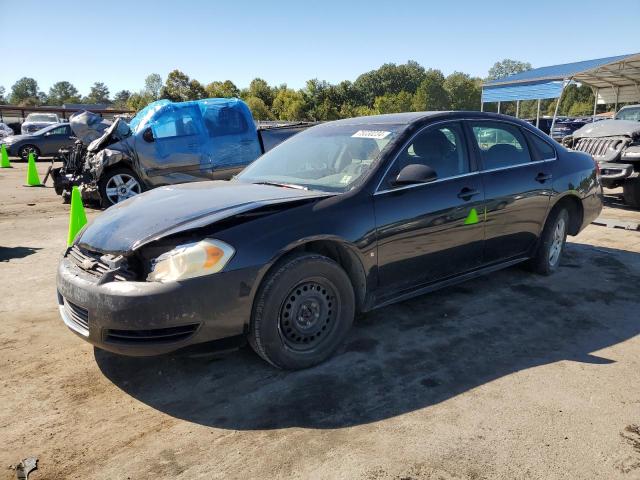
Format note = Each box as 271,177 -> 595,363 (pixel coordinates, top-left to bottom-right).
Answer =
201,103 -> 262,180
134,103 -> 209,181
373,121 -> 485,298
40,125 -> 73,155
467,120 -> 553,264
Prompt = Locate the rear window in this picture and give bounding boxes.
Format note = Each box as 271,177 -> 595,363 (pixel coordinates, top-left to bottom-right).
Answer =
203,106 -> 248,137
525,131 -> 555,160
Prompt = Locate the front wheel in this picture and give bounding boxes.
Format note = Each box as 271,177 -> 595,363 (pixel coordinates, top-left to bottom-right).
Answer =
249,253 -> 355,369
18,145 -> 40,161
528,207 -> 569,275
98,167 -> 143,207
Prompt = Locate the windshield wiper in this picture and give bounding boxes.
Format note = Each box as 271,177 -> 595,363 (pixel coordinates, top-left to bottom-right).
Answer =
253,181 -> 308,190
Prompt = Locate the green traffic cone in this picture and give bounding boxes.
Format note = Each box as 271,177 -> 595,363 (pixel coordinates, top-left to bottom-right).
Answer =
25,153 -> 41,186
67,186 -> 88,246
0,144 -> 10,168
464,207 -> 479,225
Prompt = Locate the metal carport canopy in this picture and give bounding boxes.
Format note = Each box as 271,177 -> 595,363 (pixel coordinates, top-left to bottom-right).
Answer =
482,53 -> 640,105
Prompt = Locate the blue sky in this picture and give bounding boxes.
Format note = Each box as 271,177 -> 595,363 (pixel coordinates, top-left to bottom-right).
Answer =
3,0 -> 639,97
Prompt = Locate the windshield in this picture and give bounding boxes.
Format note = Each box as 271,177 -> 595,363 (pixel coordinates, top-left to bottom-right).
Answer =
26,114 -> 57,123
128,99 -> 171,134
237,122 -> 405,192
615,107 -> 640,122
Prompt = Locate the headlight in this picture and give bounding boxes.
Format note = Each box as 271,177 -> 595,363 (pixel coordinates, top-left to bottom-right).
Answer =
147,239 -> 235,282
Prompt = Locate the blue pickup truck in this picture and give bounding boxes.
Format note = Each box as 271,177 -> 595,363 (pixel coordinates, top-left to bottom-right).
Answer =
52,98 -> 310,206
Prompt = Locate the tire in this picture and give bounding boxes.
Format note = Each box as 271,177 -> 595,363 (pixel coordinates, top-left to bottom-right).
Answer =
528,207 -> 569,275
18,145 -> 40,161
248,253 -> 355,369
623,178 -> 640,209
98,167 -> 143,207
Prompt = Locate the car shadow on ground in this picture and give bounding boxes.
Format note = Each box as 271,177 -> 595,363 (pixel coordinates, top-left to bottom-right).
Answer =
95,243 -> 640,430
0,246 -> 42,262
603,190 -> 635,211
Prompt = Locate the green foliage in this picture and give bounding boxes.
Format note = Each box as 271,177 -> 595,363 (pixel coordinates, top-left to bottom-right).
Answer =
244,96 -> 273,120
10,77 -> 42,105
568,101 -> 594,116
374,91 -> 413,114
412,69 -> 450,111
84,82 -> 110,104
487,59 -> 532,81
353,60 -> 426,107
47,81 -> 81,106
271,88 -> 306,120
144,74 -> 163,101
160,70 -> 193,102
112,90 -> 132,109
0,86 -> 5,105
444,72 -> 481,110
246,78 -> 274,107
205,80 -> 240,98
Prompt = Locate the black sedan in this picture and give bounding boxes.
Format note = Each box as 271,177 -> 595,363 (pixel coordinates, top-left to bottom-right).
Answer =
57,112 -> 602,369
1,123 -> 75,160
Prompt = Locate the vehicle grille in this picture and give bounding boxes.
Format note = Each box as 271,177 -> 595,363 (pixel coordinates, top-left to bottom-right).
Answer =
59,292 -> 90,334
67,245 -> 136,282
104,324 -> 199,345
573,137 -> 624,158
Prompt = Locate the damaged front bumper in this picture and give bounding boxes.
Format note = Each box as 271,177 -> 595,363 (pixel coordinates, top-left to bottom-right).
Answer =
597,161 -> 639,188
56,254 -> 258,356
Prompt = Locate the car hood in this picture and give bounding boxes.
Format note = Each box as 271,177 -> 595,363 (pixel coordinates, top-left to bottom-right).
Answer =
573,119 -> 640,138
2,133 -> 36,143
77,181 -> 331,254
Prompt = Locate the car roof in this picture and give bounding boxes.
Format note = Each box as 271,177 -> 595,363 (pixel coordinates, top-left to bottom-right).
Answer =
326,112 -> 444,126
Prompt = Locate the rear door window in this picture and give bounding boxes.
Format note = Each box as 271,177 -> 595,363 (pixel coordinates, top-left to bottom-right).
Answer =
469,121 -> 532,170
525,131 -> 556,160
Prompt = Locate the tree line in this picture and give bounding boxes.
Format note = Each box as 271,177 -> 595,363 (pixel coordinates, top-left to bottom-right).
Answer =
0,59 -> 604,121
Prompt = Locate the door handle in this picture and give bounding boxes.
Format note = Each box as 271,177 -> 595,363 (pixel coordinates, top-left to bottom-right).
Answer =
535,172 -> 552,183
457,187 -> 480,200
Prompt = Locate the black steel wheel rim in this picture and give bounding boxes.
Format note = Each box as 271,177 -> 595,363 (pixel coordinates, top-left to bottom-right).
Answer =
278,278 -> 339,352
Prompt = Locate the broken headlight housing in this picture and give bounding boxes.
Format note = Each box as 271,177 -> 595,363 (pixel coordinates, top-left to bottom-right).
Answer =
147,239 -> 235,283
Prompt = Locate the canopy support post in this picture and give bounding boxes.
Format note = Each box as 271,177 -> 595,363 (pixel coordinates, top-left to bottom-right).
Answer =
550,80 -> 568,135
497,101 -> 501,114
614,86 -> 619,113
536,99 -> 541,128
516,100 -> 520,118
480,102 -> 484,112
592,87 -> 598,122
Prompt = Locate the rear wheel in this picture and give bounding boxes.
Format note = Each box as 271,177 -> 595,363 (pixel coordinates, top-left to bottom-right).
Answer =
18,145 -> 40,161
623,178 -> 640,209
528,207 -> 569,275
98,167 -> 143,207
249,253 -> 355,369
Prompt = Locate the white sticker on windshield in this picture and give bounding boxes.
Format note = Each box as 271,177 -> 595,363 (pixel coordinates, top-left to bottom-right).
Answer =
351,130 -> 391,139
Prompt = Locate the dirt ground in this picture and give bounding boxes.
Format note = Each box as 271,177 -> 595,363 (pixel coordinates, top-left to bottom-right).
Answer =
1,161 -> 640,480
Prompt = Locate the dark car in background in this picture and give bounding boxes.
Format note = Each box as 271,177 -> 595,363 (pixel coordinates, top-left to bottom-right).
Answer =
550,118 -> 588,140
524,117 -> 557,135
1,123 -> 75,160
57,111 -> 602,369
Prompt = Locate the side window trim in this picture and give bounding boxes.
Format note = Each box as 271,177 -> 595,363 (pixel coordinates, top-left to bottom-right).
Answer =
375,120 -> 472,193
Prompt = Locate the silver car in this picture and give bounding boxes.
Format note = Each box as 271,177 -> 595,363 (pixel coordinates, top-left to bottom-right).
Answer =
21,113 -> 60,134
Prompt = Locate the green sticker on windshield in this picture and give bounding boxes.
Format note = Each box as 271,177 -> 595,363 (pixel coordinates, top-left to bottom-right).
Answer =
464,208 -> 479,225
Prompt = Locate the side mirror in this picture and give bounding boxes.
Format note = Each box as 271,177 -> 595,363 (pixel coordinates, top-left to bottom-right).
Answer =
142,127 -> 154,143
395,164 -> 437,186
